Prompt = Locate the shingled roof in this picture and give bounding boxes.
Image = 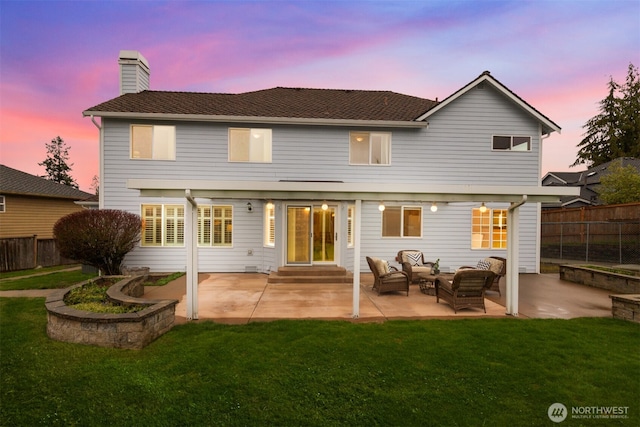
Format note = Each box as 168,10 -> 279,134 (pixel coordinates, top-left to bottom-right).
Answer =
83,87 -> 438,122
0,165 -> 93,200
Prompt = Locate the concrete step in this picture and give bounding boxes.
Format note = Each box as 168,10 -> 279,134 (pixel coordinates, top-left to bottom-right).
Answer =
268,266 -> 353,284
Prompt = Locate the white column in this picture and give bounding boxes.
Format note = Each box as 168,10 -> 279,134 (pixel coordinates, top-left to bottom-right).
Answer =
352,199 -> 362,318
185,190 -> 199,320
506,204 -> 520,316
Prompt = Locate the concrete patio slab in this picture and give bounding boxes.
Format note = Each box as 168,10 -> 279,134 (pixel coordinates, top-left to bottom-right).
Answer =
145,272 -> 516,323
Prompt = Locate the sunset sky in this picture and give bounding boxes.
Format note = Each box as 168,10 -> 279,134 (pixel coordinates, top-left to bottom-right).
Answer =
1,0 -> 639,191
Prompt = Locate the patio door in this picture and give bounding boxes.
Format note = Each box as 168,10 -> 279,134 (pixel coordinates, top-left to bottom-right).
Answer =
287,205 -> 312,264
286,204 -> 338,265
313,205 -> 337,264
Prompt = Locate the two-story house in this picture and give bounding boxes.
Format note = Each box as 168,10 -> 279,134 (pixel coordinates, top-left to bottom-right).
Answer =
83,50 -> 576,319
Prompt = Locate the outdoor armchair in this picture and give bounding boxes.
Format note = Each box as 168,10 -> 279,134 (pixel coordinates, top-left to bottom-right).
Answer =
458,256 -> 506,295
396,250 -> 436,284
435,269 -> 495,313
366,256 -> 410,296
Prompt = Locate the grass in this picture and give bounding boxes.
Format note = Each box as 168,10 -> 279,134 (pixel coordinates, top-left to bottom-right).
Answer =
0,264 -> 81,279
0,269 -> 99,291
142,272 -> 185,286
1,297 -> 639,426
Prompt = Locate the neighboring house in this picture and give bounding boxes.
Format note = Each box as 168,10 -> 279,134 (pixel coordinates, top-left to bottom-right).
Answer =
542,157 -> 640,208
83,50 -> 577,318
0,164 -> 94,239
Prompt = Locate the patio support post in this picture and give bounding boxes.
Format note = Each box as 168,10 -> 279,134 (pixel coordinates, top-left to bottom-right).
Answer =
352,199 -> 362,318
506,195 -> 527,316
185,190 -> 199,320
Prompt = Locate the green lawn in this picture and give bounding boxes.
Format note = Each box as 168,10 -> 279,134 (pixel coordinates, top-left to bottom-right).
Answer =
1,297 -> 638,426
0,269 -> 98,291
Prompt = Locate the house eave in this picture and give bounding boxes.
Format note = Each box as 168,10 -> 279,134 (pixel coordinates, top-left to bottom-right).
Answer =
82,111 -> 429,128
127,179 -> 580,203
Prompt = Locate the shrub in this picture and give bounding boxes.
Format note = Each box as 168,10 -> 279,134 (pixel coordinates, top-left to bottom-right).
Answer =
54,209 -> 141,275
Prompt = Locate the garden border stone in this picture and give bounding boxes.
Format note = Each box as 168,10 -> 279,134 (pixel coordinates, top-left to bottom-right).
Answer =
45,274 -> 178,349
559,265 -> 640,294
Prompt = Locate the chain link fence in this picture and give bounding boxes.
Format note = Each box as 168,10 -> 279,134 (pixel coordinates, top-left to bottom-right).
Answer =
541,221 -> 640,264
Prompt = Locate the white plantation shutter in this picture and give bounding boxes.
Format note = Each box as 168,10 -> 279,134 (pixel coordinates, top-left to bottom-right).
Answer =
213,206 -> 233,246
142,205 -> 162,246
198,206 -> 212,245
164,205 -> 184,246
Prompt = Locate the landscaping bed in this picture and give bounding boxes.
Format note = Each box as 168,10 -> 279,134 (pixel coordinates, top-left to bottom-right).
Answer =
559,264 -> 640,293
46,274 -> 178,349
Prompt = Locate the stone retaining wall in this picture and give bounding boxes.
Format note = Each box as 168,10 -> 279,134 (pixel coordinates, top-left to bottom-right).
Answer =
610,295 -> 640,323
559,265 -> 640,294
46,275 -> 178,350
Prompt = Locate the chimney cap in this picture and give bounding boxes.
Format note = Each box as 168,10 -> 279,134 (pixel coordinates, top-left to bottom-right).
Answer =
118,50 -> 149,69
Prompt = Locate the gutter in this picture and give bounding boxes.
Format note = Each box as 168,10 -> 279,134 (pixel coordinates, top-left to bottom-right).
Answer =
508,194 -> 527,212
81,111 -> 430,129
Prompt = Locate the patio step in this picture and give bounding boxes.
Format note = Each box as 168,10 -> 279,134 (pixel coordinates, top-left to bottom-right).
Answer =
268,266 -> 354,284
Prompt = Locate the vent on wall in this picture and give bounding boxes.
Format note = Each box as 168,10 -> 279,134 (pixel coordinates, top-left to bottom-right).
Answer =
245,266 -> 258,273
477,82 -> 486,90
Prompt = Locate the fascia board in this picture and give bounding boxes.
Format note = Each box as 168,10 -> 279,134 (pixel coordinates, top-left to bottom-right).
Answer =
128,179 -> 580,203
82,111 -> 428,128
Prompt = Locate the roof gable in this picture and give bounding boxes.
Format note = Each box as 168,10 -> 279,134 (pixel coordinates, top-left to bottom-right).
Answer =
0,165 -> 93,200
416,71 -> 561,135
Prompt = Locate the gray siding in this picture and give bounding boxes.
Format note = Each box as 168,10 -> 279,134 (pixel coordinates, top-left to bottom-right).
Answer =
120,63 -> 149,95
102,83 -> 544,274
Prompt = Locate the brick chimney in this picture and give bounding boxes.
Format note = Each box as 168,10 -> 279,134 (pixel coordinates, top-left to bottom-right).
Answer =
118,50 -> 150,95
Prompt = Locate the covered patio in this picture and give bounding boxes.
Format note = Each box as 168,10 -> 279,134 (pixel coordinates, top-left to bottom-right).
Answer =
143,272 -> 613,324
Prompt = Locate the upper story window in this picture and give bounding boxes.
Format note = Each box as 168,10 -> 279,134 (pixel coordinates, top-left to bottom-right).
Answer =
131,125 -> 176,160
471,208 -> 507,249
0,195 -> 5,213
229,128 -> 272,162
350,132 -> 391,165
381,206 -> 422,238
492,135 -> 531,151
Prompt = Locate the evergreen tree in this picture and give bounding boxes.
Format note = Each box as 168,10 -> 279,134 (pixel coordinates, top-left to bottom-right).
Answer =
574,63 -> 640,167
39,136 -> 78,188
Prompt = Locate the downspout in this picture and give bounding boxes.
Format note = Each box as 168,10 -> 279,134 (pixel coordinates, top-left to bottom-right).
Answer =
506,195 -> 527,316
89,116 -> 104,209
185,189 -> 199,320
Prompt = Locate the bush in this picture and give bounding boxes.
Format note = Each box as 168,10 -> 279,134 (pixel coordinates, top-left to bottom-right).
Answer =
53,209 -> 141,275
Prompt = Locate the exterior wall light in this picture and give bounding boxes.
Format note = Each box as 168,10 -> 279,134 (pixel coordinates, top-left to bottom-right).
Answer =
430,202 -> 438,212
378,202 -> 385,212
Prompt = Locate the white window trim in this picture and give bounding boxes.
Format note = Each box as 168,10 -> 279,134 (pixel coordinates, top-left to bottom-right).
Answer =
349,131 -> 392,165
471,208 -> 508,249
130,124 -> 176,160
141,204 -> 185,247
381,205 -> 423,238
0,195 -> 5,213
228,128 -> 273,163
211,205 -> 234,247
491,135 -> 531,151
264,203 -> 275,247
347,205 -> 355,248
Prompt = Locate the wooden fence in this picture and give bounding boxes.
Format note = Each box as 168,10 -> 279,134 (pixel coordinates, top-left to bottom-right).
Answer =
541,203 -> 640,264
0,236 -> 76,272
